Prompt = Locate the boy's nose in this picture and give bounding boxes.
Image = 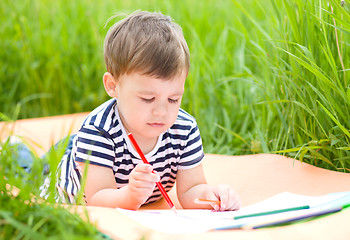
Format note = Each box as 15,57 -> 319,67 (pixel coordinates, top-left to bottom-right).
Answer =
152,102 -> 167,117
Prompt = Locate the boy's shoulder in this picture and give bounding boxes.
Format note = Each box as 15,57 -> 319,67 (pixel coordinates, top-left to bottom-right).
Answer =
177,108 -> 197,123
80,98 -> 118,132
171,108 -> 198,131
168,109 -> 200,141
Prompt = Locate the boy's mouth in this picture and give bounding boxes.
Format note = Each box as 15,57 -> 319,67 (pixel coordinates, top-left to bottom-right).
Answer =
148,123 -> 165,128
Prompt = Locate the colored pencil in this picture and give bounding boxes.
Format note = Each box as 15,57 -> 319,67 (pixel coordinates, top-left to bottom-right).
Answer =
242,205 -> 342,230
234,205 -> 310,220
127,133 -> 177,214
194,198 -> 221,206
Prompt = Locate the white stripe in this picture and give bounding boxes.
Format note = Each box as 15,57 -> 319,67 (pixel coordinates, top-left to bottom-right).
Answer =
79,128 -> 114,144
77,141 -> 114,156
75,152 -> 114,167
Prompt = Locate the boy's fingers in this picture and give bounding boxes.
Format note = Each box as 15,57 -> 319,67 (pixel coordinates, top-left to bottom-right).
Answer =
153,170 -> 161,182
232,193 -> 242,210
208,184 -> 241,211
205,191 -> 221,210
218,186 -> 230,210
225,189 -> 241,211
132,164 -> 160,182
134,163 -> 153,173
212,204 -> 220,211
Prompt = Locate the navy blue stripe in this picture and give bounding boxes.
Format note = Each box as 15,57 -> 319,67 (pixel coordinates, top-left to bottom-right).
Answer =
161,132 -> 168,141
90,114 -> 97,125
178,108 -> 193,120
154,165 -> 178,175
99,102 -> 114,129
114,158 -> 134,167
88,100 -> 114,125
157,142 -> 181,153
160,180 -> 170,185
94,127 -> 114,140
186,134 -> 201,149
189,125 -> 198,135
148,193 -> 162,200
181,145 -> 203,160
116,179 -> 129,184
160,178 -> 175,186
147,197 -> 161,204
127,150 -> 139,160
165,184 -> 175,191
77,147 -> 115,161
180,156 -> 204,167
110,110 -> 116,123
160,172 -> 171,179
73,160 -> 81,182
110,128 -> 123,139
152,153 -> 180,167
80,125 -> 114,141
71,173 -> 78,196
78,137 -> 113,150
80,127 -> 102,136
99,110 -> 109,129
64,154 -> 71,192
168,171 -> 177,178
167,132 -> 188,141
75,157 -> 113,169
117,168 -> 133,175
171,123 -> 191,131
115,151 -> 125,158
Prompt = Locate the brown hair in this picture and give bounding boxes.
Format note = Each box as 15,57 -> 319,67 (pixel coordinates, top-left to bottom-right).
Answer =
104,11 -> 190,80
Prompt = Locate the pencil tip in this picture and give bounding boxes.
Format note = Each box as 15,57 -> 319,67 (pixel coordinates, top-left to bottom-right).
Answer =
171,206 -> 178,214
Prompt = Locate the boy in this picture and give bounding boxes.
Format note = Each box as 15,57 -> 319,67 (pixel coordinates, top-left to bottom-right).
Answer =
41,11 -> 241,211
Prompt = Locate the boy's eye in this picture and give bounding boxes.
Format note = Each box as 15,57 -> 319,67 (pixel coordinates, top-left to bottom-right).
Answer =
141,97 -> 155,103
168,98 -> 179,104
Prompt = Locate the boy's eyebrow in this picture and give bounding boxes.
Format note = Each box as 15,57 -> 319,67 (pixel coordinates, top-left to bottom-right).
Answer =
137,90 -> 184,96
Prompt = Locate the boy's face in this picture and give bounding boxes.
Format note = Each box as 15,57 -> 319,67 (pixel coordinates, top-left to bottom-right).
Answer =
116,71 -> 186,144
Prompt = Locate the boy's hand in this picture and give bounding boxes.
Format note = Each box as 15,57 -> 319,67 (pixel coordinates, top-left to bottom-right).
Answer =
206,184 -> 241,211
127,163 -> 160,206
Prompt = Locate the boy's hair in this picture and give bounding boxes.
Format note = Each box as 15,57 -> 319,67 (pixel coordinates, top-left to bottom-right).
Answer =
104,11 -> 190,80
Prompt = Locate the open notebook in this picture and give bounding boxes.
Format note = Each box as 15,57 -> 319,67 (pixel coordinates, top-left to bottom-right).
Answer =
116,191 -> 350,234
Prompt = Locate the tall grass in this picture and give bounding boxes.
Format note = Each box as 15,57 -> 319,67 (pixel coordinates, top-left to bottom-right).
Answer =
1,0 -> 350,172
0,136 -> 110,239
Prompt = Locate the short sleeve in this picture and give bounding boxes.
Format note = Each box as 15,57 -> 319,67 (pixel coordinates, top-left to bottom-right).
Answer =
178,123 -> 204,170
75,125 -> 116,169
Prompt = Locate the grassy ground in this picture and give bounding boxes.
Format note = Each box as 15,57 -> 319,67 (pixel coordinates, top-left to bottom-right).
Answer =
1,0 -> 350,237
2,0 -> 350,170
0,138 -> 111,239
1,0 -> 350,160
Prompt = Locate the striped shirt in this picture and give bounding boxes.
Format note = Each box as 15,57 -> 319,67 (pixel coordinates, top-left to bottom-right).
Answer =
40,98 -> 204,205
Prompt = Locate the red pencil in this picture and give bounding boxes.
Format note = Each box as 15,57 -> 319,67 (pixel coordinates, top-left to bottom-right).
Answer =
127,133 -> 177,214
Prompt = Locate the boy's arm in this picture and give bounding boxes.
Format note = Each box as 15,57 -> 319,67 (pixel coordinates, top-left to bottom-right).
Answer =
176,164 -> 210,209
176,164 -> 241,211
79,162 -> 159,209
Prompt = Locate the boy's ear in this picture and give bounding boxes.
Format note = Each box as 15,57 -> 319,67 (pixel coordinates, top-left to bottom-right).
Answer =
103,72 -> 118,98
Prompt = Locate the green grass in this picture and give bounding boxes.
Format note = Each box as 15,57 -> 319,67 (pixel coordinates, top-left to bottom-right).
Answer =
0,137 -> 111,239
1,1 -> 350,167
1,0 -> 350,237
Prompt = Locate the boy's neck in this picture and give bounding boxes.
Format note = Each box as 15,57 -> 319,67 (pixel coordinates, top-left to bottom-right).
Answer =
131,134 -> 158,155
117,106 -> 158,154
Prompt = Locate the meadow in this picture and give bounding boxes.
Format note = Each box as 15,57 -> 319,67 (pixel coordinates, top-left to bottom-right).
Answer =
0,0 -> 349,237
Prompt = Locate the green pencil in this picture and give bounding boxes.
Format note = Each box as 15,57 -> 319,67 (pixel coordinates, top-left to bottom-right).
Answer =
234,205 -> 310,220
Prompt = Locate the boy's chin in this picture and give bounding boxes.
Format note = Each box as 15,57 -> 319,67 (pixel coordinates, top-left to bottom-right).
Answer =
142,127 -> 167,138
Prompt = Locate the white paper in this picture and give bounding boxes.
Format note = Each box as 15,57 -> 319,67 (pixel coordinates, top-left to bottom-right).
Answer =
232,191 -> 350,217
116,191 -> 350,234
116,209 -> 234,234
